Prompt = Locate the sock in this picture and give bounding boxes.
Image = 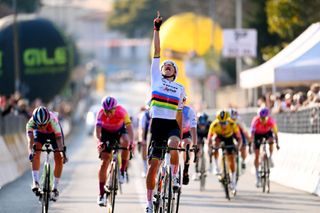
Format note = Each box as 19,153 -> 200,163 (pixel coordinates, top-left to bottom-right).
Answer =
255,168 -> 259,180
231,172 -> 236,184
121,160 -> 128,173
32,170 -> 40,183
170,164 -> 178,177
53,177 -> 60,190
147,189 -> 153,202
99,182 -> 105,196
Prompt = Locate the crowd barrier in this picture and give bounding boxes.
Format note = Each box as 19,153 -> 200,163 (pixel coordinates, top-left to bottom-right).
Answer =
0,114 -> 71,188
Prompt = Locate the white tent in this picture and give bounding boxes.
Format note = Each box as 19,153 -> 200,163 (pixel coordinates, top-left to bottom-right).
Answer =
240,22 -> 320,88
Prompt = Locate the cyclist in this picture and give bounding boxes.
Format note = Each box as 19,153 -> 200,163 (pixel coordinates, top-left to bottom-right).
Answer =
138,104 -> 152,178
145,11 -> 186,213
95,96 -> 134,206
180,96 -> 197,185
207,110 -> 242,192
229,108 -> 251,169
27,106 -> 67,201
193,112 -> 211,180
250,107 -> 280,187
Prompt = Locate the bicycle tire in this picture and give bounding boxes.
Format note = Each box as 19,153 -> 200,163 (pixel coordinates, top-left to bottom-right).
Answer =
154,172 -> 162,213
199,151 -> 206,191
222,156 -> 230,200
111,162 -> 118,213
42,163 -> 50,213
265,156 -> 270,193
162,167 -> 172,212
236,152 -> 240,183
172,165 -> 181,213
261,155 -> 267,193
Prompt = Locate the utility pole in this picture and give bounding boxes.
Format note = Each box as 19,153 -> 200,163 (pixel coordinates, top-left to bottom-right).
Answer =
12,0 -> 20,93
235,0 -> 242,87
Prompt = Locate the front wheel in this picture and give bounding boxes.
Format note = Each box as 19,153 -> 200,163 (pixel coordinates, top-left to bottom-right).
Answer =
199,151 -> 206,191
42,163 -> 50,213
162,167 -> 172,213
222,156 -> 230,200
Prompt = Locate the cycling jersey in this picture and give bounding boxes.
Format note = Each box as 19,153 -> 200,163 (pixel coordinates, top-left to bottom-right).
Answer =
208,118 -> 240,138
150,58 -> 185,120
182,106 -> 197,133
250,115 -> 278,135
96,105 -> 131,132
26,111 -> 62,137
139,110 -> 151,140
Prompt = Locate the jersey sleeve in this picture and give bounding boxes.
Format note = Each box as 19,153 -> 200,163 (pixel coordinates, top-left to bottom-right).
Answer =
151,58 -> 161,84
95,109 -> 104,127
189,108 -> 197,128
26,118 -> 35,136
177,88 -> 186,111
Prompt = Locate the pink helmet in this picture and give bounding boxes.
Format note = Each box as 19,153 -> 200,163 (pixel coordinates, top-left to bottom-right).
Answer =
102,96 -> 117,111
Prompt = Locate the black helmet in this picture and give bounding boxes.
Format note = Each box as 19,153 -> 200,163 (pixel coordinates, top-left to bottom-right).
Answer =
198,113 -> 208,125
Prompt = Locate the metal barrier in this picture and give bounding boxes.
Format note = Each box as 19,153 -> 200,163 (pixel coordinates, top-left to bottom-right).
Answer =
0,113 -> 27,135
239,106 -> 320,134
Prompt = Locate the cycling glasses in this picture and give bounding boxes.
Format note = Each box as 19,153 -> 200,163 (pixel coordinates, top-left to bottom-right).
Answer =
104,108 -> 116,114
219,121 -> 228,126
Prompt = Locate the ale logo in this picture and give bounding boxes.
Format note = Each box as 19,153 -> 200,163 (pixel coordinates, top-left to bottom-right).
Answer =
23,47 -> 68,75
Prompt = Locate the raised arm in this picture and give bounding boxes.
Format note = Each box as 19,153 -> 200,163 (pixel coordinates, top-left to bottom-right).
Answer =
153,11 -> 162,58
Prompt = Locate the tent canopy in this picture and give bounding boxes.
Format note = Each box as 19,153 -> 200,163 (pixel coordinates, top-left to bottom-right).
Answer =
240,22 -> 320,88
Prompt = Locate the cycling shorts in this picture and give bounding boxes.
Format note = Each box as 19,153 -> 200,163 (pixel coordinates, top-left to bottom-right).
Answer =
148,118 -> 180,160
100,124 -> 127,153
215,135 -> 236,155
253,130 -> 273,150
34,131 -> 58,150
182,131 -> 191,139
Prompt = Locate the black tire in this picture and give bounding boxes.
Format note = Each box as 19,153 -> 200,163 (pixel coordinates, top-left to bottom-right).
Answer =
265,156 -> 270,193
261,155 -> 267,193
42,163 -> 50,213
199,151 -> 206,191
111,162 -> 118,213
154,173 -> 162,213
222,156 -> 230,200
171,165 -> 181,213
163,168 -> 172,212
236,153 -> 240,183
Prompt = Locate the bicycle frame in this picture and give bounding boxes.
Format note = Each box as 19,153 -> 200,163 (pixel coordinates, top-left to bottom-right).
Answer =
259,138 -> 270,193
153,144 -> 196,213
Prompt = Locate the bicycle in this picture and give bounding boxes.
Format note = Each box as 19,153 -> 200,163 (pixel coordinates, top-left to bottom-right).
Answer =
212,141 -> 237,200
31,140 -> 66,213
100,141 -> 131,213
153,144 -> 196,213
197,140 -> 207,191
258,138 -> 270,193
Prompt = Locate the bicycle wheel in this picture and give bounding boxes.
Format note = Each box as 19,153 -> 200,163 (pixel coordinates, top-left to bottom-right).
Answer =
42,163 -> 50,213
172,166 -> 181,213
154,172 -> 162,213
236,152 -> 240,183
162,167 -> 172,212
222,156 -> 230,200
265,156 -> 270,193
199,151 -> 206,191
261,155 -> 267,193
111,162 -> 118,213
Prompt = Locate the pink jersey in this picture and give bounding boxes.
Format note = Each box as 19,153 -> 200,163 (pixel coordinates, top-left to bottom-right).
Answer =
250,115 -> 277,134
96,105 -> 131,132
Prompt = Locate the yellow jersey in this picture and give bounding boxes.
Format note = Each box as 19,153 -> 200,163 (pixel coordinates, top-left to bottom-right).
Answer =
208,118 -> 240,138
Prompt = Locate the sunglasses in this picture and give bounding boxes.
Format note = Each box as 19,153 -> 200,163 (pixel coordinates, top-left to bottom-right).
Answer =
219,121 -> 228,126
104,108 -> 115,114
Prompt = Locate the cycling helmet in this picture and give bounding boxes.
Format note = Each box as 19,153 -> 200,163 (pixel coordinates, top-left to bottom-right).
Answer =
259,107 -> 269,117
32,106 -> 50,125
216,110 -> 230,123
102,96 -> 117,111
229,108 -> 238,120
198,113 -> 208,125
160,60 -> 178,80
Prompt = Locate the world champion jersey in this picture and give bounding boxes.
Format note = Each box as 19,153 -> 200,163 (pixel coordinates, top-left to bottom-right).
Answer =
150,58 -> 185,120
182,106 -> 197,133
26,111 -> 62,137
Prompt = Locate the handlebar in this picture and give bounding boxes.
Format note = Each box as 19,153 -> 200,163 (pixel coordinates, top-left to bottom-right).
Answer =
154,144 -> 198,163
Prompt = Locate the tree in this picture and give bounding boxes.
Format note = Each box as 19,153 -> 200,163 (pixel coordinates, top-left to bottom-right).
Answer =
1,0 -> 41,13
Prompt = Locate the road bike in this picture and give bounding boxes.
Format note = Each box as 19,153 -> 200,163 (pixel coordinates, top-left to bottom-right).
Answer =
31,140 -> 66,213
258,138 -> 270,193
101,142 -> 131,213
153,144 -> 196,213
212,141 -> 237,200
